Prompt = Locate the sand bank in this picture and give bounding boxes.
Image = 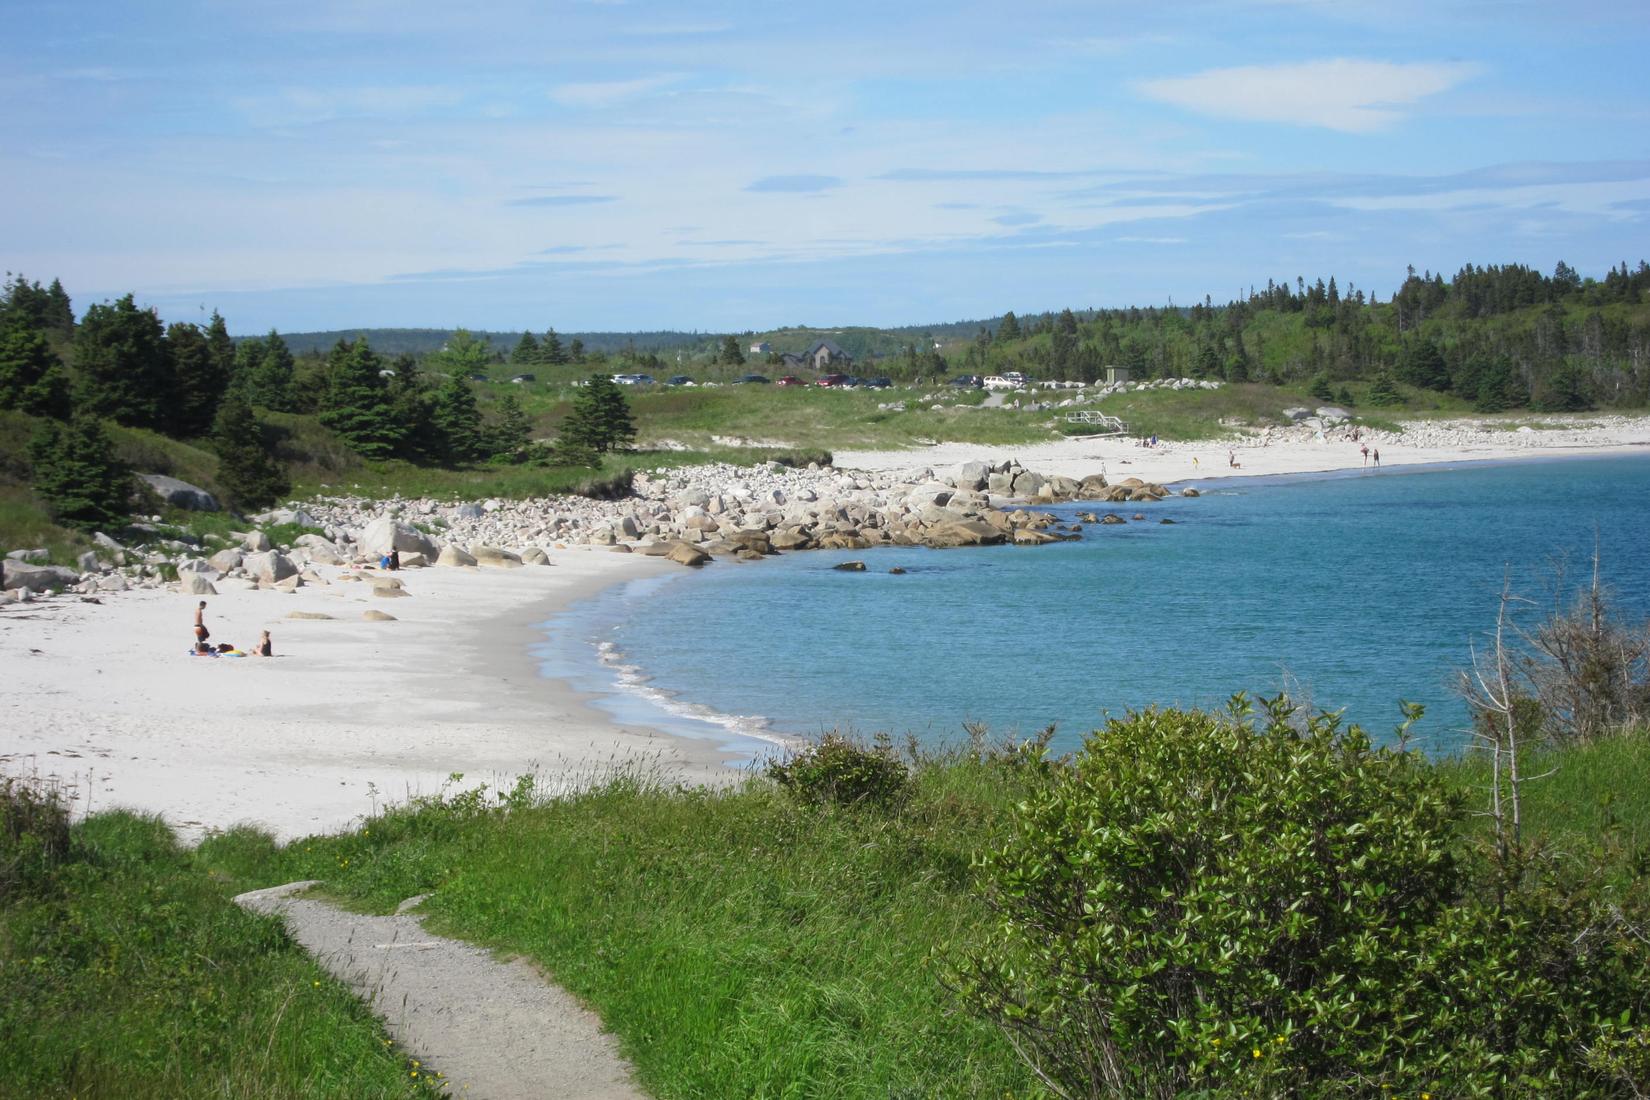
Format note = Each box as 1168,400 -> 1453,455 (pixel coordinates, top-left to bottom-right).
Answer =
836,414 -> 1650,486
1,548 -> 741,843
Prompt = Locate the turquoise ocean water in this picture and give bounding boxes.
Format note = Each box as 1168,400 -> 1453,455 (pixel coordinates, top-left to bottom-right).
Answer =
533,455 -> 1650,759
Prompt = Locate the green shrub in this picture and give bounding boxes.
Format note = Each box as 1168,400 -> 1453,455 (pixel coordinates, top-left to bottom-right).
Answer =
0,773 -> 71,901
954,697 -> 1650,1097
570,466 -> 634,500
768,733 -> 909,809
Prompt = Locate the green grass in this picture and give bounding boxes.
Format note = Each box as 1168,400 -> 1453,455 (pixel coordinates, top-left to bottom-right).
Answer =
0,806 -> 439,1098
199,754 -> 1049,1099
1435,730 -> 1650,884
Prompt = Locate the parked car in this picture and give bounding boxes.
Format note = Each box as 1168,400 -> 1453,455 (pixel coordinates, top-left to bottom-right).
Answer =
612,373 -> 652,385
733,373 -> 771,385
816,373 -> 851,387
775,375 -> 805,387
865,377 -> 893,389
983,375 -> 1024,391
665,375 -> 695,386
949,374 -> 984,388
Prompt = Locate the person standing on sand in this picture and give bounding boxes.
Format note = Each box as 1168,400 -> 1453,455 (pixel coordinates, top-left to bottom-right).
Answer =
194,601 -> 209,645
1361,443 -> 1369,466
1373,448 -> 1381,467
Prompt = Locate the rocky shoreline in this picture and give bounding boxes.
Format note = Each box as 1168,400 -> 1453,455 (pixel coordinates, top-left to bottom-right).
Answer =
1,458 -> 1183,602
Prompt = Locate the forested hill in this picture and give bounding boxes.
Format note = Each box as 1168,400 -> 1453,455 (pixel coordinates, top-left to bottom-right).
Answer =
271,328 -> 705,357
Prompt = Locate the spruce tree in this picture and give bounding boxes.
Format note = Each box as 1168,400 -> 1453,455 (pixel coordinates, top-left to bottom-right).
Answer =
0,314 -> 72,418
430,369 -> 485,463
542,328 -> 568,365
486,392 -> 532,462
253,331 -> 297,411
205,310 -> 235,389
317,338 -> 402,458
997,311 -> 1022,341
72,294 -> 172,429
720,335 -> 744,365
559,373 -> 634,456
167,321 -> 229,436
511,331 -> 540,365
210,392 -> 289,511
1366,372 -> 1404,406
27,415 -> 132,530
568,338 -> 585,363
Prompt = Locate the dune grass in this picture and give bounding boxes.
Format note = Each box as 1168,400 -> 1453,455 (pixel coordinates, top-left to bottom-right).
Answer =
0,803 -> 437,1098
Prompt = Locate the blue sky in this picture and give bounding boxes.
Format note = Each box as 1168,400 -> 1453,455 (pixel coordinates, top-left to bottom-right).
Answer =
4,0 -> 1648,334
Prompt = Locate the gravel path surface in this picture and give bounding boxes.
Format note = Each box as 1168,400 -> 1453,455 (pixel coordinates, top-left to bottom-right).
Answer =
235,881 -> 644,1100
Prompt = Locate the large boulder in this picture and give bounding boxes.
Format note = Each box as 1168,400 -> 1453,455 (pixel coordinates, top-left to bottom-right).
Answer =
667,542 -> 711,567
922,520 -> 1005,548
1,561 -> 79,593
470,545 -> 523,569
521,547 -> 550,566
952,461 -> 990,491
180,571 -> 218,595
436,545 -> 477,568
358,516 -> 438,558
242,550 -> 298,584
139,474 -> 219,512
209,548 -> 244,573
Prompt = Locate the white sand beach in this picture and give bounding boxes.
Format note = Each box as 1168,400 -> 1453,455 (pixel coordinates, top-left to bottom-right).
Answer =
838,414 -> 1650,486
1,549 -> 739,843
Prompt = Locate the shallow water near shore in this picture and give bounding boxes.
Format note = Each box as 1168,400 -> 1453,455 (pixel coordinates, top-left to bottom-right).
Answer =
539,454 -> 1650,758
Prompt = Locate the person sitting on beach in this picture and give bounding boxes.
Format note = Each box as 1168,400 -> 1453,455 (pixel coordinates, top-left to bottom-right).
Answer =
255,630 -> 273,657
388,549 -> 401,571
192,640 -> 217,657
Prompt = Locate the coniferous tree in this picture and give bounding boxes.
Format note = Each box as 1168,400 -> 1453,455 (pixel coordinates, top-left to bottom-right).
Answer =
1398,337 -> 1449,391
205,310 -> 235,386
511,331 -> 540,365
72,294 -> 172,429
541,328 -> 568,365
384,354 -> 436,461
210,392 -> 289,511
0,314 -> 72,418
317,338 -> 402,458
997,311 -> 1022,341
568,338 -> 585,363
486,392 -> 532,462
430,369 -> 485,463
252,331 -> 297,411
166,321 -> 230,436
559,373 -> 634,456
27,415 -> 132,530
1366,372 -> 1404,406
720,335 -> 744,365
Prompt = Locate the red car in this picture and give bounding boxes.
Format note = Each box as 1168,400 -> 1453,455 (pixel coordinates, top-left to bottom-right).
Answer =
775,375 -> 805,387
816,373 -> 851,387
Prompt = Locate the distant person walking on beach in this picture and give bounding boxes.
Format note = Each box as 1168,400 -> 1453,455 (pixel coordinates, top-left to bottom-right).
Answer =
1193,455 -> 1200,469
1361,443 -> 1370,466
1373,448 -> 1381,467
1228,449 -> 1240,469
194,601 -> 209,645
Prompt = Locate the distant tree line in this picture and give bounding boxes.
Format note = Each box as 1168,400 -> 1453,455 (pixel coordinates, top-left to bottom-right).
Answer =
958,260 -> 1650,411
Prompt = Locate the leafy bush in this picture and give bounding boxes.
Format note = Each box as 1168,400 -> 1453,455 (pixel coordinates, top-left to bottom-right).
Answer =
954,698 -> 1650,1097
768,733 -> 908,809
1,772 -> 71,901
570,467 -> 635,500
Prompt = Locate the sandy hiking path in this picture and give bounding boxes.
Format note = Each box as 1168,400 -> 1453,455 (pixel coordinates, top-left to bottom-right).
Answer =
236,881 -> 644,1100
1,548 -> 739,843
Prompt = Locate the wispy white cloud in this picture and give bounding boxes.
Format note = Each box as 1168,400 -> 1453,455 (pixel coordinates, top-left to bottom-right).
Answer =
548,75 -> 679,108
1138,58 -> 1480,133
